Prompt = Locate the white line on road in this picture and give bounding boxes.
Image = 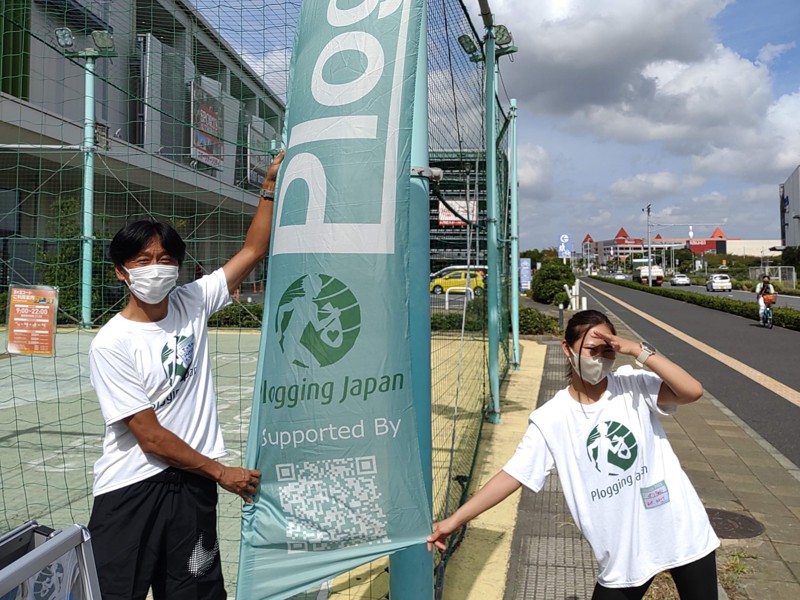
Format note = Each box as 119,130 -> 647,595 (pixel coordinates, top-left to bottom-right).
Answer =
583,280 -> 800,409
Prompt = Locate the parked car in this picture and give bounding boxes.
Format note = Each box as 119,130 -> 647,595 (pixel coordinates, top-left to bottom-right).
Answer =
706,274 -> 732,292
613,273 -> 626,280
430,265 -> 487,279
670,274 -> 691,286
430,270 -> 485,296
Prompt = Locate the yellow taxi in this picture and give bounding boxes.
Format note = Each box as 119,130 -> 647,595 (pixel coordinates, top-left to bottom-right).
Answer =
430,270 -> 485,296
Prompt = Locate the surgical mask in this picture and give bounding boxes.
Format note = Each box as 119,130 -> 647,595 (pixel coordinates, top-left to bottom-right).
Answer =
570,348 -> 615,385
125,265 -> 179,304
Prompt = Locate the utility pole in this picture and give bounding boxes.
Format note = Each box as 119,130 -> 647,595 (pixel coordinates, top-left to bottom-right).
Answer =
643,203 -> 652,287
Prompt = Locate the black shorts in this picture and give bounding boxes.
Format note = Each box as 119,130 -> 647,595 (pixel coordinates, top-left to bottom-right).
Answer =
88,468 -> 226,600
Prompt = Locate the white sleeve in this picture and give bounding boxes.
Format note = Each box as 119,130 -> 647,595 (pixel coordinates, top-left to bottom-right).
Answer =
639,369 -> 676,416
184,268 -> 231,316
89,344 -> 153,425
502,422 -> 555,492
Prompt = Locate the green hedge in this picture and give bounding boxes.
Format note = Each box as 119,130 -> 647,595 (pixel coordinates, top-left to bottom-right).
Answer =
519,307 -> 561,335
592,276 -> 800,332
431,305 -> 560,336
208,302 -> 264,328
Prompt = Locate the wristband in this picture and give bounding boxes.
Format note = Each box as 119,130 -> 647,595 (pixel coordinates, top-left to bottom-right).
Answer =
259,188 -> 275,201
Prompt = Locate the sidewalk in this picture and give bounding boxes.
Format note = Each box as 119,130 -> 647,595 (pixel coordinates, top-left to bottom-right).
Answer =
445,323 -> 800,598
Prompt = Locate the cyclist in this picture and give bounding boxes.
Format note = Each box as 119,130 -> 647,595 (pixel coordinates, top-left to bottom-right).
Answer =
755,275 -> 776,324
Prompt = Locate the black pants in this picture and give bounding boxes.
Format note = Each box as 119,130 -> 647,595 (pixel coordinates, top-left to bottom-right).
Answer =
591,551 -> 718,600
88,468 -> 226,600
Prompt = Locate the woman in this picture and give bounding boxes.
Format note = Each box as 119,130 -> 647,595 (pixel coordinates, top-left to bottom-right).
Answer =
428,310 -> 720,600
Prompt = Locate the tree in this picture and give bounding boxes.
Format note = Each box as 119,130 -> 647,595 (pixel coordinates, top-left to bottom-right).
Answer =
530,259 -> 575,305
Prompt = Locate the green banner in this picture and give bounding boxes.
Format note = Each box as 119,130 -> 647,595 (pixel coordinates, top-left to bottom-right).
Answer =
236,1 -> 429,598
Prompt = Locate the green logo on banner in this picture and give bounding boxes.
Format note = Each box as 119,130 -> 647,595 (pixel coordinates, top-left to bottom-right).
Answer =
586,421 -> 638,475
276,274 -> 361,368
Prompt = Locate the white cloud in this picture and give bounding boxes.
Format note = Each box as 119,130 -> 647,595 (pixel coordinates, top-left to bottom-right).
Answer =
758,42 -> 796,65
609,172 -> 705,201
240,48 -> 292,101
517,144 -> 553,197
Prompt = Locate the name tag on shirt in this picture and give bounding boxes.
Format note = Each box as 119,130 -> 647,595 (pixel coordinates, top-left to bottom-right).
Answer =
640,480 -> 670,509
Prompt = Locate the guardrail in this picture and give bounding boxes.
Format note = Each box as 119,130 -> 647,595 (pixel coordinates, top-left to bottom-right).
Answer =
444,286 -> 474,310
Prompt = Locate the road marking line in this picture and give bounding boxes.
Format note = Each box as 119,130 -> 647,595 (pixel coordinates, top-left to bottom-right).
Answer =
583,281 -> 800,409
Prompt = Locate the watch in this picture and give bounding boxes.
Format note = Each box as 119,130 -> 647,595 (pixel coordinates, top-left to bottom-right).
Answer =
259,188 -> 275,201
636,341 -> 657,366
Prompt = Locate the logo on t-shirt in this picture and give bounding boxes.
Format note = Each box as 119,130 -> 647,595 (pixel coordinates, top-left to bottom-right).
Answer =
586,420 -> 638,476
275,274 -> 361,369
161,334 -> 195,385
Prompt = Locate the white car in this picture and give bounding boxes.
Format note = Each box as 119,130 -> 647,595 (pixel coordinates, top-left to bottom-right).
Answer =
670,274 -> 691,286
613,273 -> 626,280
706,274 -> 732,292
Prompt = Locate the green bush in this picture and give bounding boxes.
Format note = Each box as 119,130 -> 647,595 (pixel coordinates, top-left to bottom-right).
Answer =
465,295 -> 486,321
208,302 -> 264,328
552,291 -> 571,309
519,307 -> 560,335
531,261 -> 575,304
430,311 -> 483,331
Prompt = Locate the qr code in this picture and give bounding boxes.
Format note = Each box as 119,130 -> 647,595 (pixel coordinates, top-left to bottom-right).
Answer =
276,456 -> 389,552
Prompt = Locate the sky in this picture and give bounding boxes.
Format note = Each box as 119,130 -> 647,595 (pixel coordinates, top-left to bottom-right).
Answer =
466,0 -> 800,251
200,0 -> 800,253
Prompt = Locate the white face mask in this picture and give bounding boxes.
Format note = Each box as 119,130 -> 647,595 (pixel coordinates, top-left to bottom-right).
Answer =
125,265 -> 179,304
570,348 -> 615,385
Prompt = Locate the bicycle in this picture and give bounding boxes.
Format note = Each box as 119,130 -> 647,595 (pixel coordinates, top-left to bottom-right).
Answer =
761,293 -> 776,329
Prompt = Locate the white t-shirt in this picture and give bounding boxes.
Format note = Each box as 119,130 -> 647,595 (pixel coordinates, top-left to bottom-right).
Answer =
89,268 -> 231,495
503,365 -> 719,588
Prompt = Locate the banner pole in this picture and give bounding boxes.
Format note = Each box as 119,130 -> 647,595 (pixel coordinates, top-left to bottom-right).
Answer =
484,25 -> 501,424
389,2 -> 433,597
80,55 -> 96,329
509,99 -> 520,369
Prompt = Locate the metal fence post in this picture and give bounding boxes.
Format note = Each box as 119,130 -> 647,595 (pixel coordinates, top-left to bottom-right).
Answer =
389,4 -> 433,597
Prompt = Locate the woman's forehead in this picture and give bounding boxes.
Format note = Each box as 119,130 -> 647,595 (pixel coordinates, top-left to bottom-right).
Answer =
579,324 -> 613,342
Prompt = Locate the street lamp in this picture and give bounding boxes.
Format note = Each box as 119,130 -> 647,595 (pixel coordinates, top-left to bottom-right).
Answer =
457,34 -> 482,62
642,203 -> 652,286
460,2 -> 519,424
54,28 -> 116,328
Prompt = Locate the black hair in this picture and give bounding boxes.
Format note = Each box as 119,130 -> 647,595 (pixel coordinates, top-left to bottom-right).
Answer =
564,309 -> 616,382
109,220 -> 186,268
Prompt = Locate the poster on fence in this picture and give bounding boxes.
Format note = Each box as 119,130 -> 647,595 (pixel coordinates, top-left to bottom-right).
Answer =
6,286 -> 58,356
236,0 -> 429,598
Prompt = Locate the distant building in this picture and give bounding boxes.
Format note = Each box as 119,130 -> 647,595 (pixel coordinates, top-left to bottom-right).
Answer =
429,150 -> 487,272
780,166 -> 800,248
582,226 -> 780,271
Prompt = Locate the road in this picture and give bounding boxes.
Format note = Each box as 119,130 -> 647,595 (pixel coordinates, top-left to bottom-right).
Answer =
580,278 -> 800,469
663,282 -> 800,310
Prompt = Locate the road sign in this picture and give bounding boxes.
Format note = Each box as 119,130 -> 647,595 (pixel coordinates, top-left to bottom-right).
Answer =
558,234 -> 571,259
519,258 -> 532,290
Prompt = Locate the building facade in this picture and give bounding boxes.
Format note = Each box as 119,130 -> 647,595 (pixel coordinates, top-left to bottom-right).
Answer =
0,0 -> 284,298
780,165 -> 800,248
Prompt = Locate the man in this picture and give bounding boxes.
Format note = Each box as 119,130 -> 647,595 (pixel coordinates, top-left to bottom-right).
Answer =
87,151 -> 284,599
755,274 -> 775,322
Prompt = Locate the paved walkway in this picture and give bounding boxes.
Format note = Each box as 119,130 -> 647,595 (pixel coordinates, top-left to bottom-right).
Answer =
446,320 -> 800,598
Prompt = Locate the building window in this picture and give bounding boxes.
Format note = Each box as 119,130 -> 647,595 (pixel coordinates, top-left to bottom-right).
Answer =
0,0 -> 31,99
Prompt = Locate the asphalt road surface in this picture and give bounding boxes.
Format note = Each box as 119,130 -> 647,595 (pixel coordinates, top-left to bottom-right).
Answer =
664,282 -> 800,310
580,277 -> 800,469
